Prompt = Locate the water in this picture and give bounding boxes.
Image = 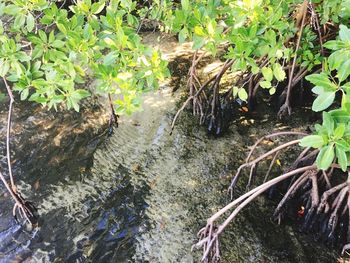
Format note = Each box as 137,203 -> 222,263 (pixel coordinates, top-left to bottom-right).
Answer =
0,33 -> 339,262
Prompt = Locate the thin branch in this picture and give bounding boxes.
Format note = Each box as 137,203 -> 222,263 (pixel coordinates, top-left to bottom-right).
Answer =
3,77 -> 15,190
1,78 -> 37,225
230,139 -> 301,192
278,0 -> 308,116
246,131 -> 307,163
263,151 -> 279,183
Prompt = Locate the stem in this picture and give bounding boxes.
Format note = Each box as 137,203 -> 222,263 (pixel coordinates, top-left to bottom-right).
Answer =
0,169 -> 21,204
3,77 -> 15,190
279,0 -> 308,116
264,151 -> 279,183
246,131 -> 307,163
230,139 -> 301,191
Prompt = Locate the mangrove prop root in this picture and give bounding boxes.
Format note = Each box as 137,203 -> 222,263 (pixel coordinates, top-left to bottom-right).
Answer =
194,132 -> 350,261
108,93 -> 119,136
208,59 -> 234,135
278,0 -> 308,117
245,131 -> 307,163
229,138 -> 302,195
171,2 -> 331,136
196,165 -> 316,261
3,77 -> 15,190
1,77 -> 38,225
170,56 -> 233,134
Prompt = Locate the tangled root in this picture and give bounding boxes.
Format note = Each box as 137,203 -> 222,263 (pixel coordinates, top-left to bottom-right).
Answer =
12,191 -> 38,225
275,168 -> 350,253
194,131 -> 350,261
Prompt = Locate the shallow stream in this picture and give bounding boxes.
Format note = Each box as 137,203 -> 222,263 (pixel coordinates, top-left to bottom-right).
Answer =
0,33 -> 339,262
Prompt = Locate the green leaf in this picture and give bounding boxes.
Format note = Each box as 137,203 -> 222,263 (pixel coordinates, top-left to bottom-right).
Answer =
334,123 -> 346,139
14,14 -> 26,29
29,93 -> 47,103
0,61 -> 10,77
328,50 -> 345,71
261,67 -> 273,82
259,80 -> 271,89
194,26 -> 205,36
316,144 -> 335,170
339,24 -> 350,42
178,28 -> 188,43
273,63 -> 286,81
232,86 -> 239,97
51,40 -> 65,48
323,111 -> 335,136
299,135 -> 325,148
20,88 -> 29,100
238,88 -> 248,101
269,87 -> 276,95
324,40 -> 347,50
75,89 -> 90,99
26,13 -> 35,32
312,91 -> 336,112
336,139 -> 350,151
91,1 -> 105,14
338,60 -> 350,82
311,86 -> 325,95
38,30 -> 47,43
207,20 -> 216,36
56,23 -> 67,35
305,73 -> 338,91
251,64 -> 259,74
103,52 -> 117,65
192,35 -> 205,50
330,109 -> 350,123
181,0 -> 190,11
336,147 -> 348,172
71,99 -> 80,112
4,5 -> 21,15
49,31 -> 55,43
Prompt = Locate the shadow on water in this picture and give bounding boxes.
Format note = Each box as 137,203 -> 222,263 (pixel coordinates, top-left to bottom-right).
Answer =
0,33 -> 340,262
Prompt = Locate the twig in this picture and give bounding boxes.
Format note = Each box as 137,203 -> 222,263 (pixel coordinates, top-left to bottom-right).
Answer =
1,78 -> 37,224
263,151 -> 279,183
310,3 -> 324,56
3,77 -> 15,190
246,131 -> 307,163
107,93 -> 118,135
278,0 -> 308,117
229,139 -> 301,192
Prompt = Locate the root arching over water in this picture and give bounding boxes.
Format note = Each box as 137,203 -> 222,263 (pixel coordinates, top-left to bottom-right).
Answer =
193,132 -> 350,262
1,77 -> 38,225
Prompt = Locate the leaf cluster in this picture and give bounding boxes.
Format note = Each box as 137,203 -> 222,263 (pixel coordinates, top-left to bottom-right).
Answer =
0,0 -> 169,113
164,0 -> 325,99
302,25 -> 350,171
